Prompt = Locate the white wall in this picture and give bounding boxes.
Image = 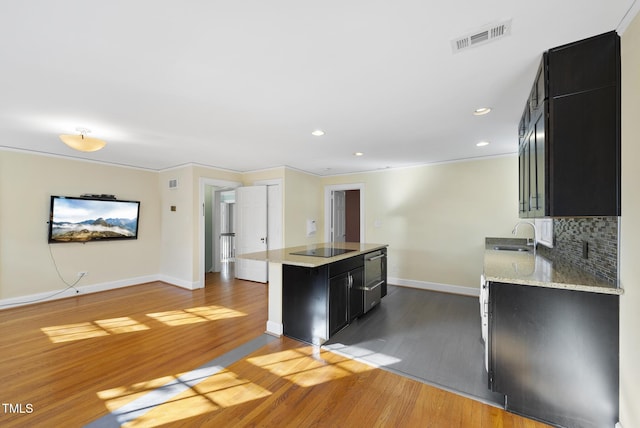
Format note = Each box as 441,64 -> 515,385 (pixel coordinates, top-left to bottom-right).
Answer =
322,156 -> 521,290
0,150 -> 161,302
619,15 -> 640,428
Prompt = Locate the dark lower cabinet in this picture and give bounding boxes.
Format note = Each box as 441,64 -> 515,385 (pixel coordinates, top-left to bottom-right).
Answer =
488,282 -> 619,428
349,267 -> 364,321
283,254 -> 367,345
328,271 -> 350,337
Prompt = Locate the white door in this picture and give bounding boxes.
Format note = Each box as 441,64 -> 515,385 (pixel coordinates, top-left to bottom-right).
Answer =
332,190 -> 346,242
235,186 -> 268,282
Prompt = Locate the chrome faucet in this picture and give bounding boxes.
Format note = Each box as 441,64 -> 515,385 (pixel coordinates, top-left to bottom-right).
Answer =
512,221 -> 537,256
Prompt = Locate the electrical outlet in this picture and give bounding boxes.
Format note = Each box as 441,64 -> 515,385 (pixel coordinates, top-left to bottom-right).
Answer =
582,241 -> 589,259
77,271 -> 89,278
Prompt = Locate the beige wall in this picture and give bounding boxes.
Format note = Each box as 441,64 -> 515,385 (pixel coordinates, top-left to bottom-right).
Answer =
620,16 -> 640,428
283,168 -> 323,247
0,150 -> 161,300
158,164 -> 243,287
158,166 -> 195,286
322,156 -> 521,289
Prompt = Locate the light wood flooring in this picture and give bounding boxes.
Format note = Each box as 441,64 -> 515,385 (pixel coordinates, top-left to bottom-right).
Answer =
0,270 -> 551,427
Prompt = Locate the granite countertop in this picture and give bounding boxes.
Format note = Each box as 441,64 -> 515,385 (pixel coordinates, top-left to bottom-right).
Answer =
239,242 -> 388,268
484,238 -> 623,295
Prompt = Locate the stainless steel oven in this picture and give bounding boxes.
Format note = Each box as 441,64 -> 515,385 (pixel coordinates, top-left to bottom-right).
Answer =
363,250 -> 385,312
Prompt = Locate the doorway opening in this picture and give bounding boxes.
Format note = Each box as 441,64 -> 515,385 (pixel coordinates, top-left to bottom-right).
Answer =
199,178 -> 242,289
325,184 -> 365,243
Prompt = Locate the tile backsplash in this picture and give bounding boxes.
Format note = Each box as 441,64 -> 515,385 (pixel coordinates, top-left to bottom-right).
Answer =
537,217 -> 619,284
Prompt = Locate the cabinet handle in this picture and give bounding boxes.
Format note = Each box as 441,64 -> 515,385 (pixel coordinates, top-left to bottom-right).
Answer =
366,254 -> 385,261
362,280 -> 384,291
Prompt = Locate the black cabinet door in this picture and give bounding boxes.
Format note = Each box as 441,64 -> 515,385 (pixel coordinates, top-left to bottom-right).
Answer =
548,85 -> 620,216
489,282 -> 619,428
283,265 -> 329,344
518,31 -> 620,218
531,111 -> 545,217
328,273 -> 349,336
548,31 -> 619,97
349,267 -> 364,321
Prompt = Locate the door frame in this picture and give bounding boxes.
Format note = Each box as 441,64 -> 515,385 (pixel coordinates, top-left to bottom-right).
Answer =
254,178 -> 284,251
198,177 -> 242,288
324,183 -> 365,243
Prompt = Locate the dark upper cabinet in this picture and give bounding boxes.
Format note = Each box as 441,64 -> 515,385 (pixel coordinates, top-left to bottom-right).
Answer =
547,32 -> 620,97
518,31 -> 620,218
549,86 -> 619,215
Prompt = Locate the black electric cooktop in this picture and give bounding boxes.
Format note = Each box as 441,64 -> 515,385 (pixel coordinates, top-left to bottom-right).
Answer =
290,247 -> 356,258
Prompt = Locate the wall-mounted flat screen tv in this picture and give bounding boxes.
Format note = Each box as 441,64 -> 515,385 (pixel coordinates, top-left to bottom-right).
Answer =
48,196 -> 140,243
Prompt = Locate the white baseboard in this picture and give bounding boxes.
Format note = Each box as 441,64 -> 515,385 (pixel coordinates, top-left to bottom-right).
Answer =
266,320 -> 283,336
157,275 -> 202,290
388,277 -> 480,297
0,275 -> 160,310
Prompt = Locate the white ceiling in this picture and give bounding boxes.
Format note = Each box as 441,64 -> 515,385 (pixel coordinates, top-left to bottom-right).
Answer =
1,1 -> 638,175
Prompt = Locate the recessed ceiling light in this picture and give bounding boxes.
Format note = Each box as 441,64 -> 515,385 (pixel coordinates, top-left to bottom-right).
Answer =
476,141 -> 490,147
473,107 -> 492,116
311,129 -> 325,136
354,152 -> 364,156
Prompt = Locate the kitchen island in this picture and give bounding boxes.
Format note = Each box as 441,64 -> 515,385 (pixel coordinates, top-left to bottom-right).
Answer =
482,238 -> 622,428
240,242 -> 388,343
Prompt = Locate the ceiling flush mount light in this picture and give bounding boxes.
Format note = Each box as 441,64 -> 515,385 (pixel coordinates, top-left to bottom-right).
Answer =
353,152 -> 364,156
473,107 -> 492,116
311,129 -> 325,136
59,127 -> 107,152
476,141 -> 490,147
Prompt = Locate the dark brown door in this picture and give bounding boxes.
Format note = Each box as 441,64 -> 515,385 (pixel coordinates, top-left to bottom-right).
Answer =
345,190 -> 360,242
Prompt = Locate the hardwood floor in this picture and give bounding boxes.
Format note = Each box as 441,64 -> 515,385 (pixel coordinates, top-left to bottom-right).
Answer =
0,270 -> 550,427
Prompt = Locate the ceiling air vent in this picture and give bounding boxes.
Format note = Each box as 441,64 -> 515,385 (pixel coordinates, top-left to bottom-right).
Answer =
451,19 -> 512,54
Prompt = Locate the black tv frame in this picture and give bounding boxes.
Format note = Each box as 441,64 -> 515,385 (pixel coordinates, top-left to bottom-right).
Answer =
48,195 -> 140,243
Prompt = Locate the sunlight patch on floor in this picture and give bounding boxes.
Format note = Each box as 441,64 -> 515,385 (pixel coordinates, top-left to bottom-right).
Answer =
247,345 -> 374,387
147,305 -> 246,326
124,369 -> 271,427
41,305 -> 245,343
41,317 -> 150,343
97,369 -> 271,428
323,343 -> 403,367
97,375 -> 179,410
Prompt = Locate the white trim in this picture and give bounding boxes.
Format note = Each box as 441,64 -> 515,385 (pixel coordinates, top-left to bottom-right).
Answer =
253,178 -> 283,186
617,0 -> 640,34
198,178 -> 242,289
323,183 -> 366,243
319,153 -> 518,178
0,275 -> 159,310
266,321 -> 283,336
158,275 -> 201,290
253,178 -> 284,252
0,146 -> 158,172
389,277 -> 480,297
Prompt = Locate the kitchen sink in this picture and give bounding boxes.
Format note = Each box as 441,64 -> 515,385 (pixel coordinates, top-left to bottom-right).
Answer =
492,245 -> 532,252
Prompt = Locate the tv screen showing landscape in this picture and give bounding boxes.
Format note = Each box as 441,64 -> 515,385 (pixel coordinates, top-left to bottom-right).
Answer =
48,196 -> 140,243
